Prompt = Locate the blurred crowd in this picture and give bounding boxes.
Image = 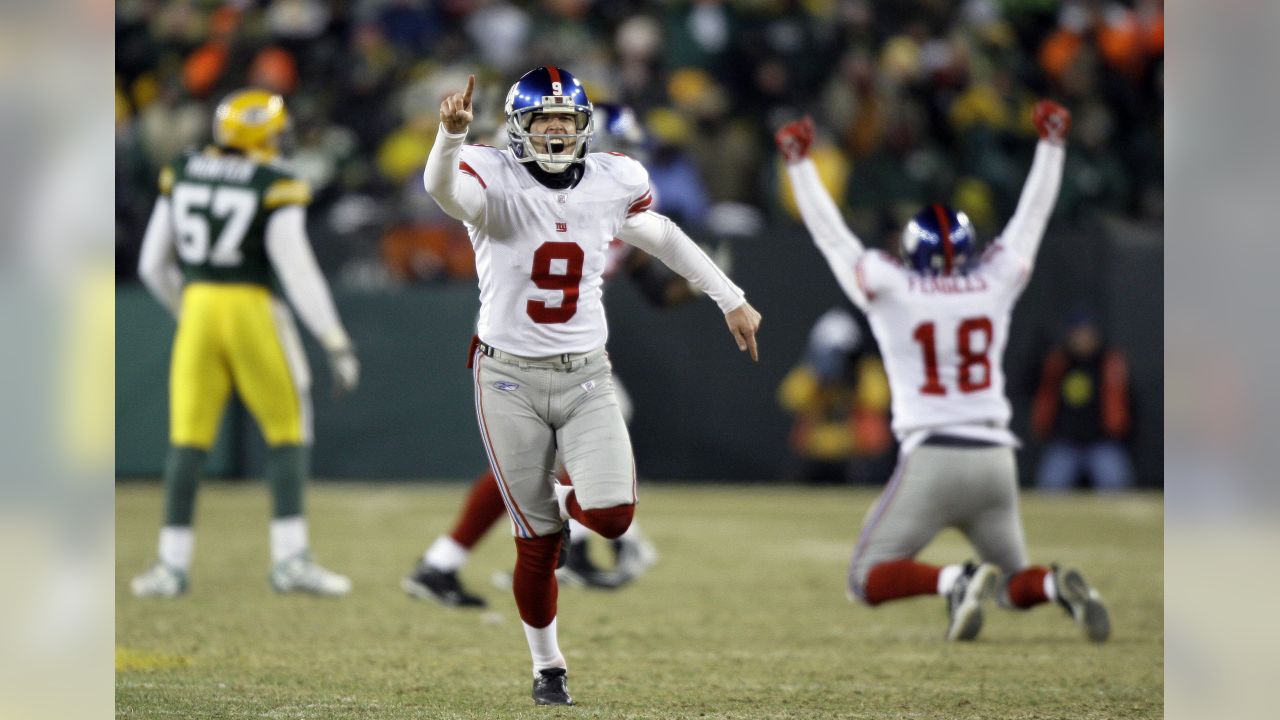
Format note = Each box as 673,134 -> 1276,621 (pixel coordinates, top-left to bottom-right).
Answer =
116,0 -> 1163,285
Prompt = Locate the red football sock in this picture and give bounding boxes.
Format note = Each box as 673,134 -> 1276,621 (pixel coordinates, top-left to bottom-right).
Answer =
1006,566 -> 1051,608
863,559 -> 943,606
447,470 -> 508,549
564,491 -> 634,540
513,533 -> 562,628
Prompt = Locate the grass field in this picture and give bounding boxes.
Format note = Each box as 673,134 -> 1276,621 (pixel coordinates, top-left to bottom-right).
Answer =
116,482 -> 1163,719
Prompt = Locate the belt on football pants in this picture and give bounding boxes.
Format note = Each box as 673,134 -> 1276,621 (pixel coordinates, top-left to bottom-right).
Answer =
921,434 -> 1002,448
471,336 -> 604,371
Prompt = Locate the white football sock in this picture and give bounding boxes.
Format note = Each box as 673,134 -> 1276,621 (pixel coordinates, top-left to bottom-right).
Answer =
269,516 -> 309,564
522,617 -> 566,676
553,484 -> 573,522
937,564 -> 965,596
158,526 -> 194,571
567,518 -> 589,544
424,535 -> 469,572
1044,570 -> 1058,602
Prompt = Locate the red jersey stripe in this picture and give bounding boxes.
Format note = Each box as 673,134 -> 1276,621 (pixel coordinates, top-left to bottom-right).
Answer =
458,161 -> 487,189
627,192 -> 653,216
855,256 -> 876,301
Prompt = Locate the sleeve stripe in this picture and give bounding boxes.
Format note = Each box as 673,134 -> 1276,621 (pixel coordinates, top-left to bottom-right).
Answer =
263,178 -> 312,209
459,161 -> 487,189
626,191 -> 653,216
158,166 -> 175,195
855,255 -> 876,301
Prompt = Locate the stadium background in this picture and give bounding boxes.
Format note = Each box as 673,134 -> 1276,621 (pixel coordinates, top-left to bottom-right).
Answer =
114,0 -> 1163,487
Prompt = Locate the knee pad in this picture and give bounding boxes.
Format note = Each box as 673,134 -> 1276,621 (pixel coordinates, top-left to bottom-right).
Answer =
846,564 -> 870,605
846,581 -> 870,606
580,504 -> 634,540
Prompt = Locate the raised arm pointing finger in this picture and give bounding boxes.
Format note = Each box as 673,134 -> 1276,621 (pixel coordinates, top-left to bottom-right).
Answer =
441,74 -> 475,134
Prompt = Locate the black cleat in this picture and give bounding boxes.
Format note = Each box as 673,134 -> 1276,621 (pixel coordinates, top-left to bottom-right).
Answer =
1052,565 -> 1111,642
946,561 -> 999,641
532,667 -> 574,706
401,561 -> 487,608
558,541 -> 633,590
612,531 -> 659,577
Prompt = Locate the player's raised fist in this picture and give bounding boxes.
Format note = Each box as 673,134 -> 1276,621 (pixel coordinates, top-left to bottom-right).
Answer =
441,74 -> 475,134
775,116 -> 816,164
1033,100 -> 1071,145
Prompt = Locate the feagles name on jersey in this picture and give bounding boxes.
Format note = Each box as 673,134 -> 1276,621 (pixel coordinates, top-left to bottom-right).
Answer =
456,146 -> 652,357
905,273 -> 990,294
856,246 -> 1029,444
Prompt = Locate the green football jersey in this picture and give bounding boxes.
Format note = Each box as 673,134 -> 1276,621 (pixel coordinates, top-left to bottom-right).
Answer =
159,148 -> 312,287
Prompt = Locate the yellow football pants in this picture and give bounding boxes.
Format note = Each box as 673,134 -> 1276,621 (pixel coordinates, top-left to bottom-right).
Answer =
169,283 -> 312,448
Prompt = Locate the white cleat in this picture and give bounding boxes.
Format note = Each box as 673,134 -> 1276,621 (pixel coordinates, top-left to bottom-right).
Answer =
614,531 -> 659,578
946,562 -> 999,641
1053,565 -> 1111,642
131,562 -> 189,599
269,553 -> 352,596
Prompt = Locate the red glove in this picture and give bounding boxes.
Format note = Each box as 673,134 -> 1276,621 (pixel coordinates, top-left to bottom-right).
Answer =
1033,100 -> 1071,144
775,115 -> 816,164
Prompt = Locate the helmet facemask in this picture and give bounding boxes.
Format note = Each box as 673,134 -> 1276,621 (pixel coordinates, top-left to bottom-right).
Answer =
506,91 -> 593,173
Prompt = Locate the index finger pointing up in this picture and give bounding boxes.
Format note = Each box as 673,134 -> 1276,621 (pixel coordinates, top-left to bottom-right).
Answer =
462,74 -> 475,109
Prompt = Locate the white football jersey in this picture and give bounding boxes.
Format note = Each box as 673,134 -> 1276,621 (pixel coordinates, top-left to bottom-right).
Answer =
855,244 -> 1029,445
454,146 -> 653,356
601,237 -> 632,281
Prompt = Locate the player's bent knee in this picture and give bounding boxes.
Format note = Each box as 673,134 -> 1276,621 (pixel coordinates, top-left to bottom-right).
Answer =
847,575 -> 878,606
579,504 -> 634,539
846,565 -> 872,606
846,582 -> 873,606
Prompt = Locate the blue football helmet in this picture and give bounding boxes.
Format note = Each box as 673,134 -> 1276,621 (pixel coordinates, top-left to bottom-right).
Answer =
592,103 -> 647,159
504,66 -> 594,173
593,103 -> 645,147
900,204 -> 978,275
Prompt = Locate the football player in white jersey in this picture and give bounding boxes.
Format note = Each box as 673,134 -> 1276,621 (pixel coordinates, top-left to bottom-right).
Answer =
775,102 -> 1110,644
424,68 -> 761,705
402,106 -> 697,608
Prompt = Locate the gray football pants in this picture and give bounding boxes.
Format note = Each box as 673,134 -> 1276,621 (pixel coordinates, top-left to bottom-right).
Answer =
847,445 -> 1031,599
472,345 -> 637,539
